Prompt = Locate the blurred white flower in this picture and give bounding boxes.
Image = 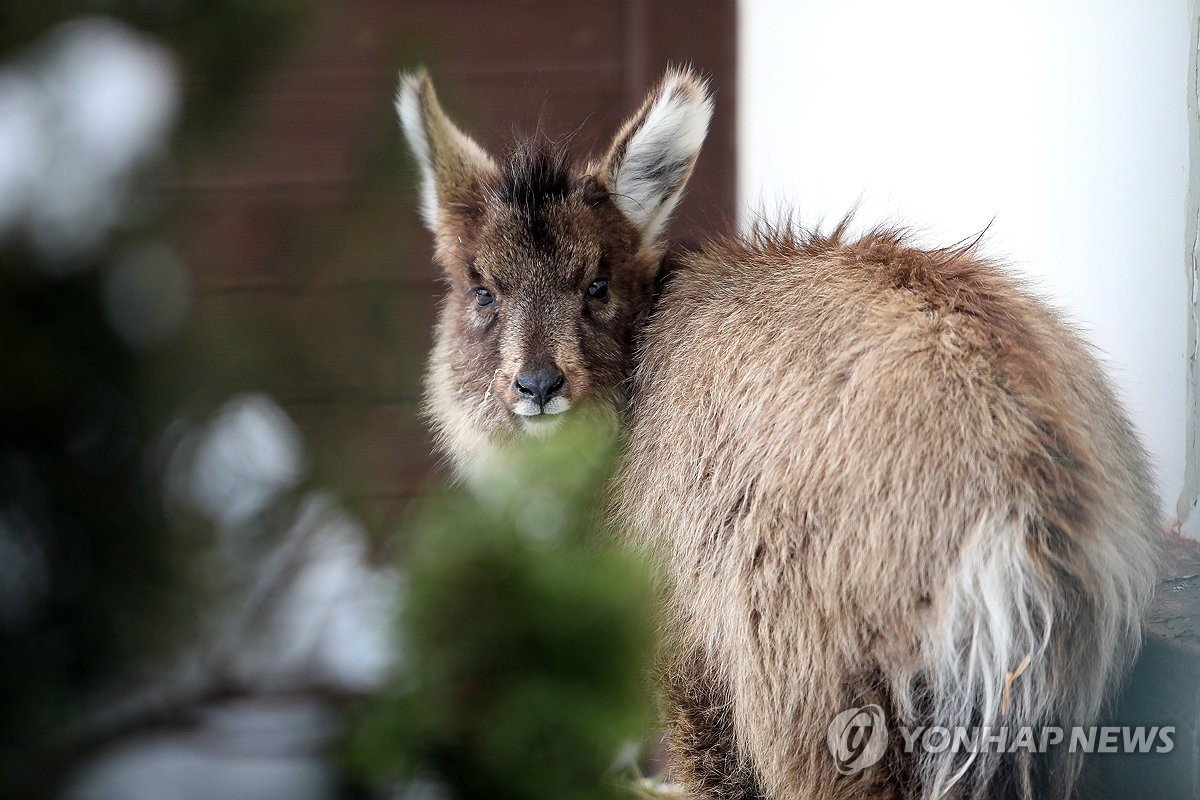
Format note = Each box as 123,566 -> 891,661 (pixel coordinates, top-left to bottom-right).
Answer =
187,395 -> 305,529
0,17 -> 178,264
223,494 -> 401,693
63,701 -> 340,800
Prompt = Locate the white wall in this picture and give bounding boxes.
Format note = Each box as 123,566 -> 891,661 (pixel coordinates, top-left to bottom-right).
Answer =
739,0 -> 1196,535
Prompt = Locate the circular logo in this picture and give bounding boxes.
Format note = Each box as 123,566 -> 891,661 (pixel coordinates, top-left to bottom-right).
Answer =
826,705 -> 888,775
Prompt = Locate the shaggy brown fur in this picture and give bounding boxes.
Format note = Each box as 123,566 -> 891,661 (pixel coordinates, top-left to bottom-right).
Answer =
615,223 -> 1159,799
396,67 -> 1161,800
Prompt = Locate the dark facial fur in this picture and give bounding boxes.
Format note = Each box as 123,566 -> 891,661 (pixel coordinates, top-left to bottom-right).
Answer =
429,141 -> 658,448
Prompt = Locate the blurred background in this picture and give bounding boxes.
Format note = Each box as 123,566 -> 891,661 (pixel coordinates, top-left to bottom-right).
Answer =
0,2 -> 731,799
0,1 -> 1194,799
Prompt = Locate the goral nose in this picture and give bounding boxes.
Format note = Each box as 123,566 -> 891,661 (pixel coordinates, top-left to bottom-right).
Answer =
513,368 -> 566,407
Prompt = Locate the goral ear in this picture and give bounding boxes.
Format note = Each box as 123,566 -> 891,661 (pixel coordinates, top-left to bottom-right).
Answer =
596,66 -> 713,246
395,69 -> 498,232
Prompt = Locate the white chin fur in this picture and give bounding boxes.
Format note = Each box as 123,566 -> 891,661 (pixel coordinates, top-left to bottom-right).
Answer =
519,415 -> 564,437
512,397 -> 572,417
543,396 -> 571,415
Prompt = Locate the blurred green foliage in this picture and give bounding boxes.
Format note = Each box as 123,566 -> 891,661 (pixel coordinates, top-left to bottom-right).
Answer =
0,261 -> 173,796
0,2 -> 306,798
347,418 -> 658,800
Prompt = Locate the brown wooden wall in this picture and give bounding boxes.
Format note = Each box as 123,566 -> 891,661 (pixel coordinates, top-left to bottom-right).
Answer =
174,0 -> 736,531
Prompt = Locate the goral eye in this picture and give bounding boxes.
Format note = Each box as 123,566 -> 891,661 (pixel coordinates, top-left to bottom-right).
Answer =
586,278 -> 609,302
473,288 -> 495,308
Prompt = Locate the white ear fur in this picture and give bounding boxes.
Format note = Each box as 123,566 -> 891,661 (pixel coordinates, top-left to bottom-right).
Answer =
395,71 -> 437,229
395,69 -> 496,231
602,68 -> 713,244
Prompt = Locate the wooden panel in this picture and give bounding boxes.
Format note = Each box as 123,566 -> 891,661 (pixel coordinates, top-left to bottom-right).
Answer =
214,0 -> 628,82
630,0 -> 738,244
289,397 -> 442,502
179,187 -> 347,290
290,281 -> 436,402
180,186 -> 433,290
188,282 -> 435,403
175,83 -> 389,189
